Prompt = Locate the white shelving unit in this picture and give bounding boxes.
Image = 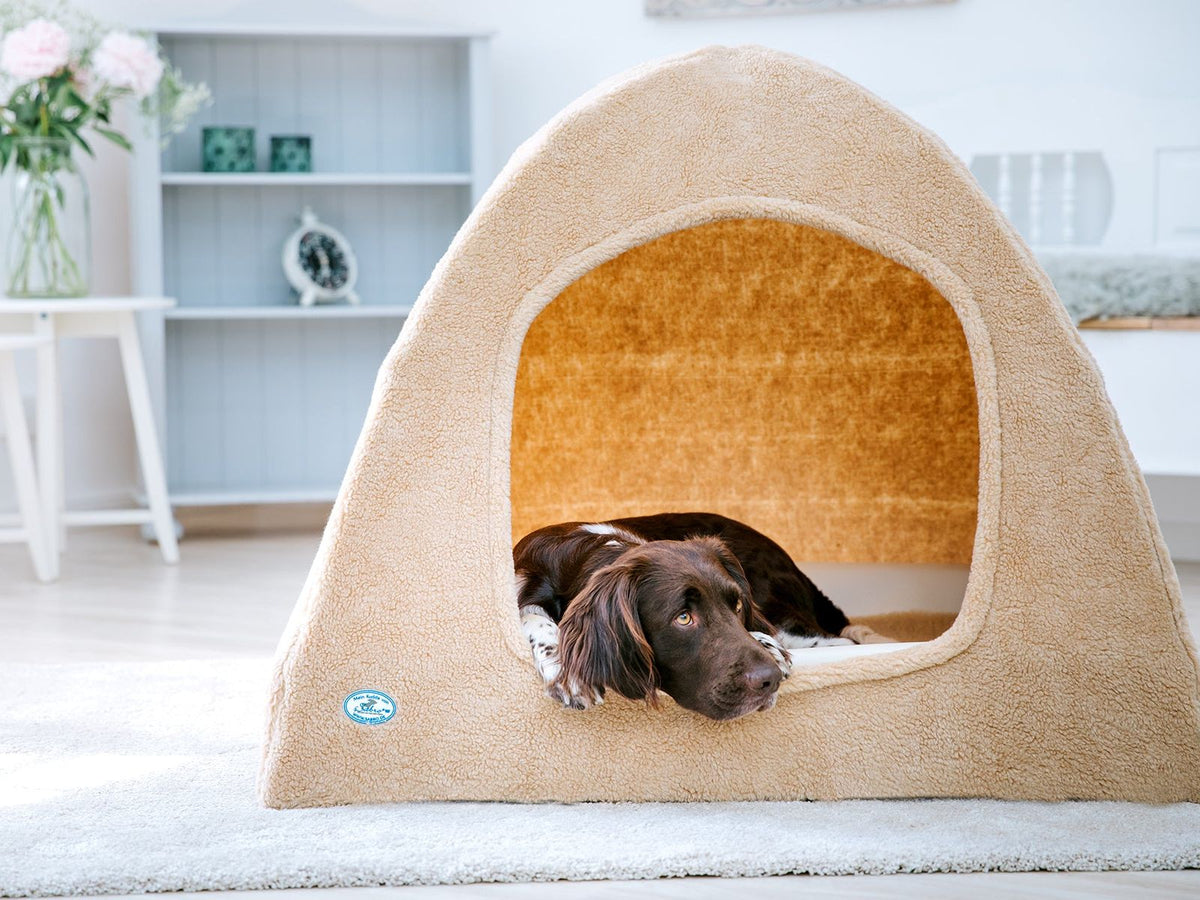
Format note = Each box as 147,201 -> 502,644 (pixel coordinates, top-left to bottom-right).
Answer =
130,25 -> 491,507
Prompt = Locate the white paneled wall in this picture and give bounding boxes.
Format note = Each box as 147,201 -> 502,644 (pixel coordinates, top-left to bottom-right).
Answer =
165,318 -> 399,500
160,36 -> 470,175
162,184 -> 466,308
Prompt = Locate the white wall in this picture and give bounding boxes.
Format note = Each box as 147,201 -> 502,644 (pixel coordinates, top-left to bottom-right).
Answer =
6,0 -> 1198,538
97,0 -> 1200,254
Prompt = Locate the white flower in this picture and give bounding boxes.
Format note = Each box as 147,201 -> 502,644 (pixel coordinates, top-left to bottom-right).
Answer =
1,18 -> 71,81
92,31 -> 162,99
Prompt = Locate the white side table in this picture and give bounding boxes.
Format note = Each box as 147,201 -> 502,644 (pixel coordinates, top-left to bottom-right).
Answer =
0,297 -> 178,577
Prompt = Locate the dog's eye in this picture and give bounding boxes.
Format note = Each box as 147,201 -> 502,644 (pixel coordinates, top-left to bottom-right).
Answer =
674,611 -> 694,627
735,599 -> 744,614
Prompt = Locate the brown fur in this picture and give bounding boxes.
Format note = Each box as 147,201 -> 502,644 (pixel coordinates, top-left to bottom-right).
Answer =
516,517 -> 823,720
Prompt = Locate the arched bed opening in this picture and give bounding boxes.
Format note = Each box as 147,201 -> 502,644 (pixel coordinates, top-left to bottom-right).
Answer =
510,217 -> 980,647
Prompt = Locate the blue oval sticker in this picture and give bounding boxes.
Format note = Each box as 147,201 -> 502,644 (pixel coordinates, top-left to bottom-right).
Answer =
343,689 -> 396,725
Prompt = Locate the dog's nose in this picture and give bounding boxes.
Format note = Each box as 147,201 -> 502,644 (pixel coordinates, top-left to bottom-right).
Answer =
743,661 -> 781,695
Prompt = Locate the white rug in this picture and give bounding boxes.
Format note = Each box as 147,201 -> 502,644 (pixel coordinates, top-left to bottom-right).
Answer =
2,659 -> 1198,897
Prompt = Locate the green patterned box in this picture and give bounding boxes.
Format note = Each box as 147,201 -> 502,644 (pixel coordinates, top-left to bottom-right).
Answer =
202,127 -> 255,172
270,135 -> 313,173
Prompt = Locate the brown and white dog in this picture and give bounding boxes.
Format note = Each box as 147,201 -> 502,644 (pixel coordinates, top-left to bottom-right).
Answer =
514,512 -> 889,721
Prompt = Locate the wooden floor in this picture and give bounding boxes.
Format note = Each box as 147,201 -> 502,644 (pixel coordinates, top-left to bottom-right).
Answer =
2,529 -> 1198,898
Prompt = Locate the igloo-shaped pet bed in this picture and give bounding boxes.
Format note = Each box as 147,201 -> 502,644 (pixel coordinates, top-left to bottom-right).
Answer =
260,46 -> 1200,807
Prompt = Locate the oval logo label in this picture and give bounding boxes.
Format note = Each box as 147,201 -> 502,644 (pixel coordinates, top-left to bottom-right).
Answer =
343,689 -> 396,725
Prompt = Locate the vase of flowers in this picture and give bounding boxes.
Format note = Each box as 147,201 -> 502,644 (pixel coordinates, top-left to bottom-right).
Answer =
0,4 -> 207,297
7,134 -> 86,295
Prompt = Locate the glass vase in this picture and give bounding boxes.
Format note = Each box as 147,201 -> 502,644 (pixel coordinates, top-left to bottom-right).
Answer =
6,137 -> 90,298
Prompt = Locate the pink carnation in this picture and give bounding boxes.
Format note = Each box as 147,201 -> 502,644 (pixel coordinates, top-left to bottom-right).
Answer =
1,19 -> 71,81
92,31 -> 162,99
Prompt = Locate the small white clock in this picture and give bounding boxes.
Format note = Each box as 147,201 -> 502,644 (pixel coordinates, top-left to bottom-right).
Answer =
282,207 -> 360,307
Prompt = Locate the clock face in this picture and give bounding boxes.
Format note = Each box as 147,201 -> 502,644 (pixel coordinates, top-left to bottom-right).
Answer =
298,230 -> 350,291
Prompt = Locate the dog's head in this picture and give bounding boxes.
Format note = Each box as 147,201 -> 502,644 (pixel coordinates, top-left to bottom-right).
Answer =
553,537 -> 783,721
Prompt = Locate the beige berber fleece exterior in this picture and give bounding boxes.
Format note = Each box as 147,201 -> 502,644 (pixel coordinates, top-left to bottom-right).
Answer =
259,46 -> 1200,808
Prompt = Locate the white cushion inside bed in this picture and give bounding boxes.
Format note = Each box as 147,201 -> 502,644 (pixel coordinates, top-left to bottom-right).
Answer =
786,641 -> 922,667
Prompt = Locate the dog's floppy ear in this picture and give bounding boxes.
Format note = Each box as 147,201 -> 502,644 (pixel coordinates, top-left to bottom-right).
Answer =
705,537 -> 775,634
554,562 -> 659,708
706,538 -> 749,593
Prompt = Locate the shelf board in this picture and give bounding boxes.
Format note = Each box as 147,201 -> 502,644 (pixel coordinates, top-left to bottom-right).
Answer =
161,172 -> 472,187
165,305 -> 412,321
0,296 -> 174,313
1078,316 -> 1200,331
169,487 -> 339,507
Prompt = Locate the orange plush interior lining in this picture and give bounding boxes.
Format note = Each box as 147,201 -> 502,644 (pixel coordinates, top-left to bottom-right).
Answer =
511,218 -> 979,569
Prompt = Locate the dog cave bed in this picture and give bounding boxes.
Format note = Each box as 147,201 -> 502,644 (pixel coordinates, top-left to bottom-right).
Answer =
260,46 -> 1200,807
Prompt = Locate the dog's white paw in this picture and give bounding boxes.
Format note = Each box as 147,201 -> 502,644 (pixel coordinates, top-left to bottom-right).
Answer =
522,607 -> 570,702
750,631 -> 792,680
522,607 -> 605,711
547,678 -> 604,711
840,624 -> 896,644
776,629 -> 854,649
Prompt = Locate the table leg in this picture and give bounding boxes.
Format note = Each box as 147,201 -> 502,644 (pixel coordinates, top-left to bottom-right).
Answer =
0,350 -> 52,581
115,311 -> 179,564
33,313 -> 61,577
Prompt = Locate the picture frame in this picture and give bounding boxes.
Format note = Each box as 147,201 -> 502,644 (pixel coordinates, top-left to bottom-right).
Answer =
645,0 -> 955,17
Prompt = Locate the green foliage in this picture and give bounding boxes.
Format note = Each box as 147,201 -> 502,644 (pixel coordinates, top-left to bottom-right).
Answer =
0,69 -> 112,168
141,62 -> 211,148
